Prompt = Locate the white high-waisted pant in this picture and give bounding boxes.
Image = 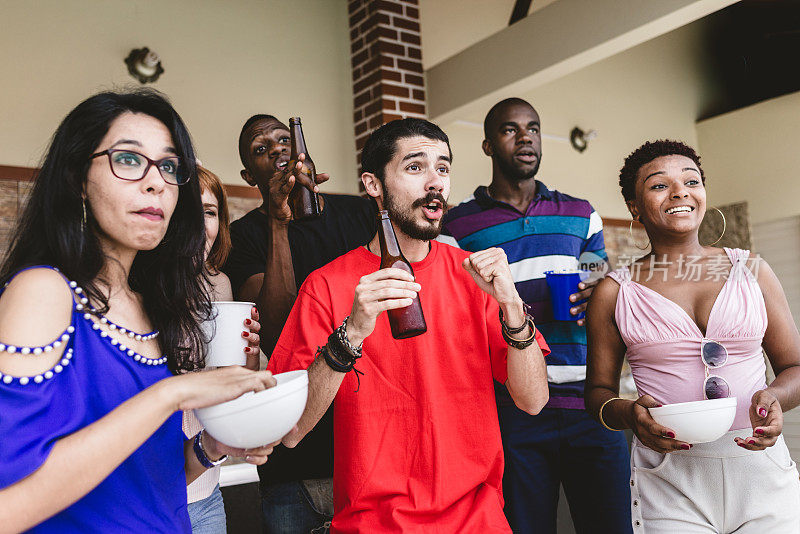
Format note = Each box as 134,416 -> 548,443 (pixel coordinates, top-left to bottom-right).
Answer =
630,429 -> 800,533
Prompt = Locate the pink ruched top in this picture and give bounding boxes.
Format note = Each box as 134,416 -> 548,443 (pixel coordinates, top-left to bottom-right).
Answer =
606,248 -> 768,430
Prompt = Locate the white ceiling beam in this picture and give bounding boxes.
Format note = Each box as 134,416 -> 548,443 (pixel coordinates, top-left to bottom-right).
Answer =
426,0 -> 739,123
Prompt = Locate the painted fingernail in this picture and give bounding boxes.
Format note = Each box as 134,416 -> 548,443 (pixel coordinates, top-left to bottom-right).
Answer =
737,442 -> 747,448
244,347 -> 251,353
666,431 -> 676,439
755,428 -> 765,435
680,444 -> 690,450
242,331 -> 249,338
747,439 -> 756,445
245,319 -> 252,326
655,404 -> 663,408
758,407 -> 767,417
570,308 -> 577,314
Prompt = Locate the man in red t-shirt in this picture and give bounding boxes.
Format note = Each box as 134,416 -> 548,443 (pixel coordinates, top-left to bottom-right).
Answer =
268,118 -> 550,533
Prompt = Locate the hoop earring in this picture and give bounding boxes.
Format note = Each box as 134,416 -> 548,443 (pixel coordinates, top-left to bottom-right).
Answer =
704,206 -> 726,246
629,219 -> 650,250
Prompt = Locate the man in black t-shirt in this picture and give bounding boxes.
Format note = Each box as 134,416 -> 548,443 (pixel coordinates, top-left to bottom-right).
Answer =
223,114 -> 376,534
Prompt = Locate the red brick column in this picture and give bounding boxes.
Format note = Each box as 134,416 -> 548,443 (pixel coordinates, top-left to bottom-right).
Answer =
349,0 -> 426,167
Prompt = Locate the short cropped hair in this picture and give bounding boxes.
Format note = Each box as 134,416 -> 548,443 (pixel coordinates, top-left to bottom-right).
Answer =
197,166 -> 231,271
619,140 -> 705,202
238,114 -> 280,168
483,97 -> 534,138
361,118 -> 452,182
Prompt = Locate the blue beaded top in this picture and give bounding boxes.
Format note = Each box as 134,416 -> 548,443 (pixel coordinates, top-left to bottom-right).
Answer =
0,266 -> 190,532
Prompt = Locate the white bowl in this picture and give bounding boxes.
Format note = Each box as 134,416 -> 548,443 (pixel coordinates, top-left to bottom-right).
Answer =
195,370 -> 308,449
648,397 -> 737,444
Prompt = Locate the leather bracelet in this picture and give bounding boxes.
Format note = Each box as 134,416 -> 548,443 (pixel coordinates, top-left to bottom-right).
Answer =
319,345 -> 354,373
327,333 -> 356,366
318,345 -> 365,392
193,430 -> 228,468
327,318 -> 362,366
499,303 -> 532,334
598,397 -> 625,432
501,314 -> 537,350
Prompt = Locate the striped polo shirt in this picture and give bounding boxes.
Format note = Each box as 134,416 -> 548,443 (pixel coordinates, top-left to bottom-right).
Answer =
439,181 -> 606,409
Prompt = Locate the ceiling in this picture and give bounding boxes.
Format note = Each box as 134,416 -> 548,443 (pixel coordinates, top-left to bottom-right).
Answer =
419,0 -> 560,69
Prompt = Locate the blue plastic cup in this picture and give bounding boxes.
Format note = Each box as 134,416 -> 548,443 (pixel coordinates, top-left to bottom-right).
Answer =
544,270 -> 591,321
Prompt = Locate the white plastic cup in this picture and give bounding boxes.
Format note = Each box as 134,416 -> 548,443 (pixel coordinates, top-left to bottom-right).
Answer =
203,301 -> 254,367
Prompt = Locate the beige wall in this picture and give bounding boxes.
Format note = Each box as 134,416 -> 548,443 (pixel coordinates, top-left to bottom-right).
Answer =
0,0 -> 360,194
441,20 -> 711,219
697,91 -> 800,225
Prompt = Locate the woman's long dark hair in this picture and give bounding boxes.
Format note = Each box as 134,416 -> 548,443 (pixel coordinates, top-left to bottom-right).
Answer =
0,89 -> 211,374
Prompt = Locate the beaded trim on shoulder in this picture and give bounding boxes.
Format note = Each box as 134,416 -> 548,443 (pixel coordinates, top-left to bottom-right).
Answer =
0,326 -> 75,355
1,266 -> 83,354
0,268 -> 166,387
0,348 -> 74,385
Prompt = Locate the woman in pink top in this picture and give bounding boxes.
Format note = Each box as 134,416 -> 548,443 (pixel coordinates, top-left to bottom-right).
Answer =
585,140 -> 800,533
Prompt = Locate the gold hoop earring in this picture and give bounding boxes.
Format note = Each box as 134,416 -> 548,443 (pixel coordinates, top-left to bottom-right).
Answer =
629,219 -> 650,250
82,198 -> 87,232
704,206 -> 726,246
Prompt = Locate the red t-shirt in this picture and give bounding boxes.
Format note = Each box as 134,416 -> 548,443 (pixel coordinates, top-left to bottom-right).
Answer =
268,241 -> 549,533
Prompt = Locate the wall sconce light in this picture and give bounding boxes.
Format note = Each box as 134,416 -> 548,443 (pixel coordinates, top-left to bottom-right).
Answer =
125,47 -> 164,84
570,127 -> 598,153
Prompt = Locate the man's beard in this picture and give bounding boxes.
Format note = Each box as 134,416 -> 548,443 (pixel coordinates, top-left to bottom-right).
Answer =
383,187 -> 447,241
498,153 -> 541,182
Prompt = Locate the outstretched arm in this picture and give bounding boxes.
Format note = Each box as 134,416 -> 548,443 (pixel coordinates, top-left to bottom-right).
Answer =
0,270 -> 277,531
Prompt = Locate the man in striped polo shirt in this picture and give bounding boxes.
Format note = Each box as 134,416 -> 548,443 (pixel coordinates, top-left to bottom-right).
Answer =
439,98 -> 632,533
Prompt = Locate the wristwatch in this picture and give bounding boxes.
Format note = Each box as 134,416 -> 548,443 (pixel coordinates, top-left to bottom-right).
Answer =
193,430 -> 228,468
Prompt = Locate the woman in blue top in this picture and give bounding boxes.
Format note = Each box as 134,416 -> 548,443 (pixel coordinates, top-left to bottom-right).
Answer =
0,90 -> 278,533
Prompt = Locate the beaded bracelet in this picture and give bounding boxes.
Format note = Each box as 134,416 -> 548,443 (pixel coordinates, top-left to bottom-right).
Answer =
335,316 -> 362,359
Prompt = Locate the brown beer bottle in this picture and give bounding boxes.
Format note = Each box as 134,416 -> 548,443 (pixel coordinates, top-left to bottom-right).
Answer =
377,209 -> 427,339
288,117 -> 321,220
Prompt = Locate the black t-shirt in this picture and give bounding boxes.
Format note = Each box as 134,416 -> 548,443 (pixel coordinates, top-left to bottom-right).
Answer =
223,193 -> 377,486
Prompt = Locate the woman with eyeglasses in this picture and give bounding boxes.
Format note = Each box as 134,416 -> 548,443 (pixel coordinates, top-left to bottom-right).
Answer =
0,90 -> 277,533
585,140 -> 800,532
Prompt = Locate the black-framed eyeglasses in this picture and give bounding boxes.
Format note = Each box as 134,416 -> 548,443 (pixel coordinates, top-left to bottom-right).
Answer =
90,149 -> 189,185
